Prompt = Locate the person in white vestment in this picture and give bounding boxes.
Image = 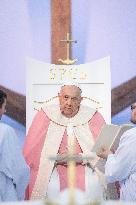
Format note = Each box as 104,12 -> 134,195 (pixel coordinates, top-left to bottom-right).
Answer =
0,90 -> 29,201
97,102 -> 136,201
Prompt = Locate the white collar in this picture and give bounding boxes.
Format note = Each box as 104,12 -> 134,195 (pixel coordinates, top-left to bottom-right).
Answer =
42,104 -> 96,127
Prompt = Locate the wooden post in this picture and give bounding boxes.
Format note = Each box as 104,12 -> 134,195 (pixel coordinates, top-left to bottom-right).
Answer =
51,0 -> 71,64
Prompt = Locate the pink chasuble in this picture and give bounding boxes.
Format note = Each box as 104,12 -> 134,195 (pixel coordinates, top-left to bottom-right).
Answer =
23,109 -> 105,199
23,110 -> 50,199
57,111 -> 105,191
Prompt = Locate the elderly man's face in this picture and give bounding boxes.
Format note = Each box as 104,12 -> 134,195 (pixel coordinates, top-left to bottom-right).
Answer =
58,85 -> 82,118
0,98 -> 6,120
131,103 -> 136,124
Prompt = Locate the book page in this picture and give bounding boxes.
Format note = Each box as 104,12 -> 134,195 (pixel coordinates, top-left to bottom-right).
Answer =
91,124 -> 133,173
91,124 -> 120,153
91,124 -> 133,153
110,124 -> 133,151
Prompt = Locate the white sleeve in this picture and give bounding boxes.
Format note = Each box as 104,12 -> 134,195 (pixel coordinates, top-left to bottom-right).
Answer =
0,171 -> 18,201
105,131 -> 135,183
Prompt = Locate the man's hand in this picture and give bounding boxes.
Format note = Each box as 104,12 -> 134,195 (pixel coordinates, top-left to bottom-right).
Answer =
96,146 -> 113,159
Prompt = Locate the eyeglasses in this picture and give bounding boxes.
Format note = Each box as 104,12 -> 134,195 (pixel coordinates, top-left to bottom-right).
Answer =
131,104 -> 136,110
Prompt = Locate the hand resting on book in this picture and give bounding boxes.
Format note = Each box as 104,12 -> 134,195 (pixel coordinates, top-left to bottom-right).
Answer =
96,145 -> 113,159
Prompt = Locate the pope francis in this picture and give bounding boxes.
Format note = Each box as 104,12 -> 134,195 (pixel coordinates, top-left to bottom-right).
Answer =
23,83 -> 105,200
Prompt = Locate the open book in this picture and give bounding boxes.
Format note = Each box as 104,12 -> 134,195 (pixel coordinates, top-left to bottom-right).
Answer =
91,124 -> 133,174
92,124 -> 133,153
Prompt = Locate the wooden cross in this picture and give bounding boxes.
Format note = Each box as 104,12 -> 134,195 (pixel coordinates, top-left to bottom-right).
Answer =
51,0 -> 71,65
51,0 -> 77,65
